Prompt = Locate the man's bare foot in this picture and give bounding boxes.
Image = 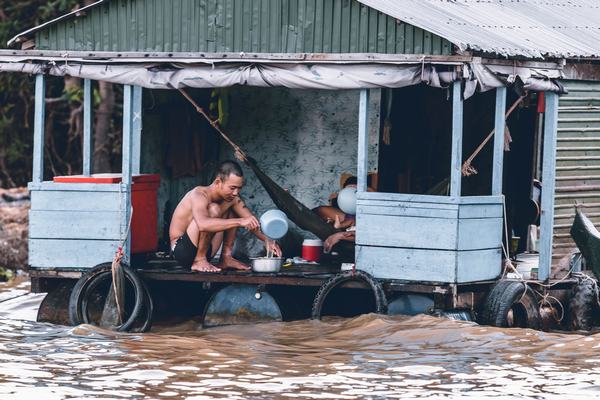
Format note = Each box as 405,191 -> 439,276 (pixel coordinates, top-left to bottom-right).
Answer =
191,259 -> 221,272
217,256 -> 251,271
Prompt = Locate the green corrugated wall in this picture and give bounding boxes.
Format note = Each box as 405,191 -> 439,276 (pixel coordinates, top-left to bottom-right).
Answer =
553,80 -> 600,263
35,0 -> 452,55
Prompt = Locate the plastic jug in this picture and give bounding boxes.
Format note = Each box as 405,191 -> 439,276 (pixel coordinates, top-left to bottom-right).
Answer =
260,209 -> 289,240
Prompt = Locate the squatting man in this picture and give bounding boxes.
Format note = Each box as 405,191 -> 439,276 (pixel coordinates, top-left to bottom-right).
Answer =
169,160 -> 282,272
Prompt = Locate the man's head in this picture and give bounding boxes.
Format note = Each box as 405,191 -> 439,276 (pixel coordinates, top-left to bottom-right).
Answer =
213,160 -> 244,201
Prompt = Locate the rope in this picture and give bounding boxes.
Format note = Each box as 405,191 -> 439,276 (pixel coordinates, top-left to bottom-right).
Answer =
178,88 -> 248,162
462,96 -> 525,177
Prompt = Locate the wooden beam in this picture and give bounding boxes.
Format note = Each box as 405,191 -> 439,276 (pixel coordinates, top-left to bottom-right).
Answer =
121,85 -> 134,263
357,89 -> 370,193
539,92 -> 559,282
82,78 -> 93,176
450,81 -> 463,198
131,86 -> 142,175
492,87 -> 507,195
32,74 -> 46,183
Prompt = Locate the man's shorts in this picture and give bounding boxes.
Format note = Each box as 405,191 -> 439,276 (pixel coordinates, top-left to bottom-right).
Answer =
171,232 -> 212,269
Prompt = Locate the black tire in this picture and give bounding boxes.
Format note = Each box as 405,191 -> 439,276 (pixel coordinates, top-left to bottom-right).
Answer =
568,276 -> 599,331
480,280 -> 541,329
68,262 -> 148,332
311,270 -> 387,319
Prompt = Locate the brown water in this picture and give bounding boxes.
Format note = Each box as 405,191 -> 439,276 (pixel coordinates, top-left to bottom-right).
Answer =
1,277 -> 600,399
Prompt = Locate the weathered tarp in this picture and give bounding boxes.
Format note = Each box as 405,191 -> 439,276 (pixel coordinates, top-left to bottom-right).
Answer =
0,61 -> 564,96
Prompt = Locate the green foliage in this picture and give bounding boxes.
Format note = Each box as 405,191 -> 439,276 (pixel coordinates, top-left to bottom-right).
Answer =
0,0 -> 78,186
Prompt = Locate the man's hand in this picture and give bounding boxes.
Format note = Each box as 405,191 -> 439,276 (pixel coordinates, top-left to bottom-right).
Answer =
240,216 -> 260,231
266,240 -> 282,257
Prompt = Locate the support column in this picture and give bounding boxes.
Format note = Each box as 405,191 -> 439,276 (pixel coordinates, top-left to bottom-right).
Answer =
450,81 -> 463,198
539,92 -> 559,282
82,79 -> 93,176
32,74 -> 46,183
132,86 -> 142,175
492,87 -> 507,196
121,85 -> 134,264
357,89 -> 370,193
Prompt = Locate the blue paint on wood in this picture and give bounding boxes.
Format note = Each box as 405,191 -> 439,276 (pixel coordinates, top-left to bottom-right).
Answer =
539,92 -> 559,282
132,86 -> 143,175
121,85 -> 134,263
33,74 -> 46,183
29,238 -> 120,269
450,81 -> 463,198
492,87 -> 507,195
357,89 -> 370,193
83,78 -> 93,176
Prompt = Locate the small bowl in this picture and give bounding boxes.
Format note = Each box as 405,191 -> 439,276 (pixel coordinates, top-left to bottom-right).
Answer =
251,257 -> 284,273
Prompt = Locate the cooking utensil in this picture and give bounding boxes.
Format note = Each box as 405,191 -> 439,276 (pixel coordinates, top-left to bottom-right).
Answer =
251,257 -> 284,273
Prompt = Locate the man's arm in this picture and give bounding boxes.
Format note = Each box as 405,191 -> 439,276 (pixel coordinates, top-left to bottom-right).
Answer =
232,197 -> 282,257
231,197 -> 265,238
192,193 -> 253,232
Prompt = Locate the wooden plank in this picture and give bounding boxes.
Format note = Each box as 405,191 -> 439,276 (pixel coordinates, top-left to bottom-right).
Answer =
357,198 -> 458,211
82,79 -> 93,176
540,92 -> 559,282
356,245 -> 456,282
132,85 -> 143,175
28,181 -> 121,192
450,80 -> 463,198
458,203 -> 503,219
456,248 -> 502,283
457,218 -> 503,250
356,204 -> 458,219
122,84 -> 134,264
29,210 -> 121,240
30,190 -> 121,211
33,74 -> 46,183
29,239 -> 120,269
356,214 -> 458,249
357,89 -> 370,193
492,87 -> 507,195
357,191 -> 503,204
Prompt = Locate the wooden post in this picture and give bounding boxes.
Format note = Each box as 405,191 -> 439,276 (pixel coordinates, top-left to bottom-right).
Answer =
121,85 -> 134,263
450,81 -> 463,198
32,74 -> 46,183
539,91 -> 559,282
357,89 -> 370,193
492,87 -> 507,196
82,79 -> 93,176
132,86 -> 142,175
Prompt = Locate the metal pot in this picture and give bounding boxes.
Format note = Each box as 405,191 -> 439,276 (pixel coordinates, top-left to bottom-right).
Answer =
251,257 -> 284,273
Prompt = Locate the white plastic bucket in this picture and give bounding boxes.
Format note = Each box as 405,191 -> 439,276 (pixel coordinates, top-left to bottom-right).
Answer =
259,209 -> 289,239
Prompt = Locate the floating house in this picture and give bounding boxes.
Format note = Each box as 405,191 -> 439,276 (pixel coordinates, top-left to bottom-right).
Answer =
1,0 -> 600,330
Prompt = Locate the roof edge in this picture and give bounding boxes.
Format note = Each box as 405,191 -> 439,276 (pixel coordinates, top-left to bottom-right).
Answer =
6,0 -> 108,48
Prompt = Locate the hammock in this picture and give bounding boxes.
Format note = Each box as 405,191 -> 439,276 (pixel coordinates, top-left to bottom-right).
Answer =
178,89 -> 354,255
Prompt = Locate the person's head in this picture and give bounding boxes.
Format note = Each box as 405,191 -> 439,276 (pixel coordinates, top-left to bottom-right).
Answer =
213,160 -> 244,201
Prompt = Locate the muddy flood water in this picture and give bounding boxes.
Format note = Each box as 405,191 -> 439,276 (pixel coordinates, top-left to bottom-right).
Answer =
0,276 -> 599,399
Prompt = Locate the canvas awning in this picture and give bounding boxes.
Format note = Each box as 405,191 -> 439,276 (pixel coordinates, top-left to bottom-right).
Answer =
0,60 -> 564,96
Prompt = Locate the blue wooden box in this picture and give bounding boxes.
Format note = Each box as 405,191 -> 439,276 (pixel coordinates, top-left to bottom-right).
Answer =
355,192 -> 503,283
28,181 -> 126,269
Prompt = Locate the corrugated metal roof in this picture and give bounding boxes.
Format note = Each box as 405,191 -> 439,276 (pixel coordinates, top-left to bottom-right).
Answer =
357,0 -> 600,58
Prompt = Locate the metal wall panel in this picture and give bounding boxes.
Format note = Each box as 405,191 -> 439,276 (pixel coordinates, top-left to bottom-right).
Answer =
35,0 -> 451,55
553,80 -> 600,264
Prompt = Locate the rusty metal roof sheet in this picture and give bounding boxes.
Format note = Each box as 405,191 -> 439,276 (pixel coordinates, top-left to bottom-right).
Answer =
357,0 -> 600,59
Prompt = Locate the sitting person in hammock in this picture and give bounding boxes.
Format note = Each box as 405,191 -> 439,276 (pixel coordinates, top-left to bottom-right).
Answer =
313,175 -> 373,230
316,175 -> 376,254
169,160 -> 281,272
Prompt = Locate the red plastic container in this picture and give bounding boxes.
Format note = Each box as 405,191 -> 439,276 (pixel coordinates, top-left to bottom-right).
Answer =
53,173 -> 161,254
302,239 -> 323,262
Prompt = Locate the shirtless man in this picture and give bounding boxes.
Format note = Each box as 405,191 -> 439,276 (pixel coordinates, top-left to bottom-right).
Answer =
169,160 -> 282,272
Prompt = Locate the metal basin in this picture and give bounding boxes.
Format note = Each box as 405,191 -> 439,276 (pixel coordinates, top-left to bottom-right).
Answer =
251,257 -> 284,273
